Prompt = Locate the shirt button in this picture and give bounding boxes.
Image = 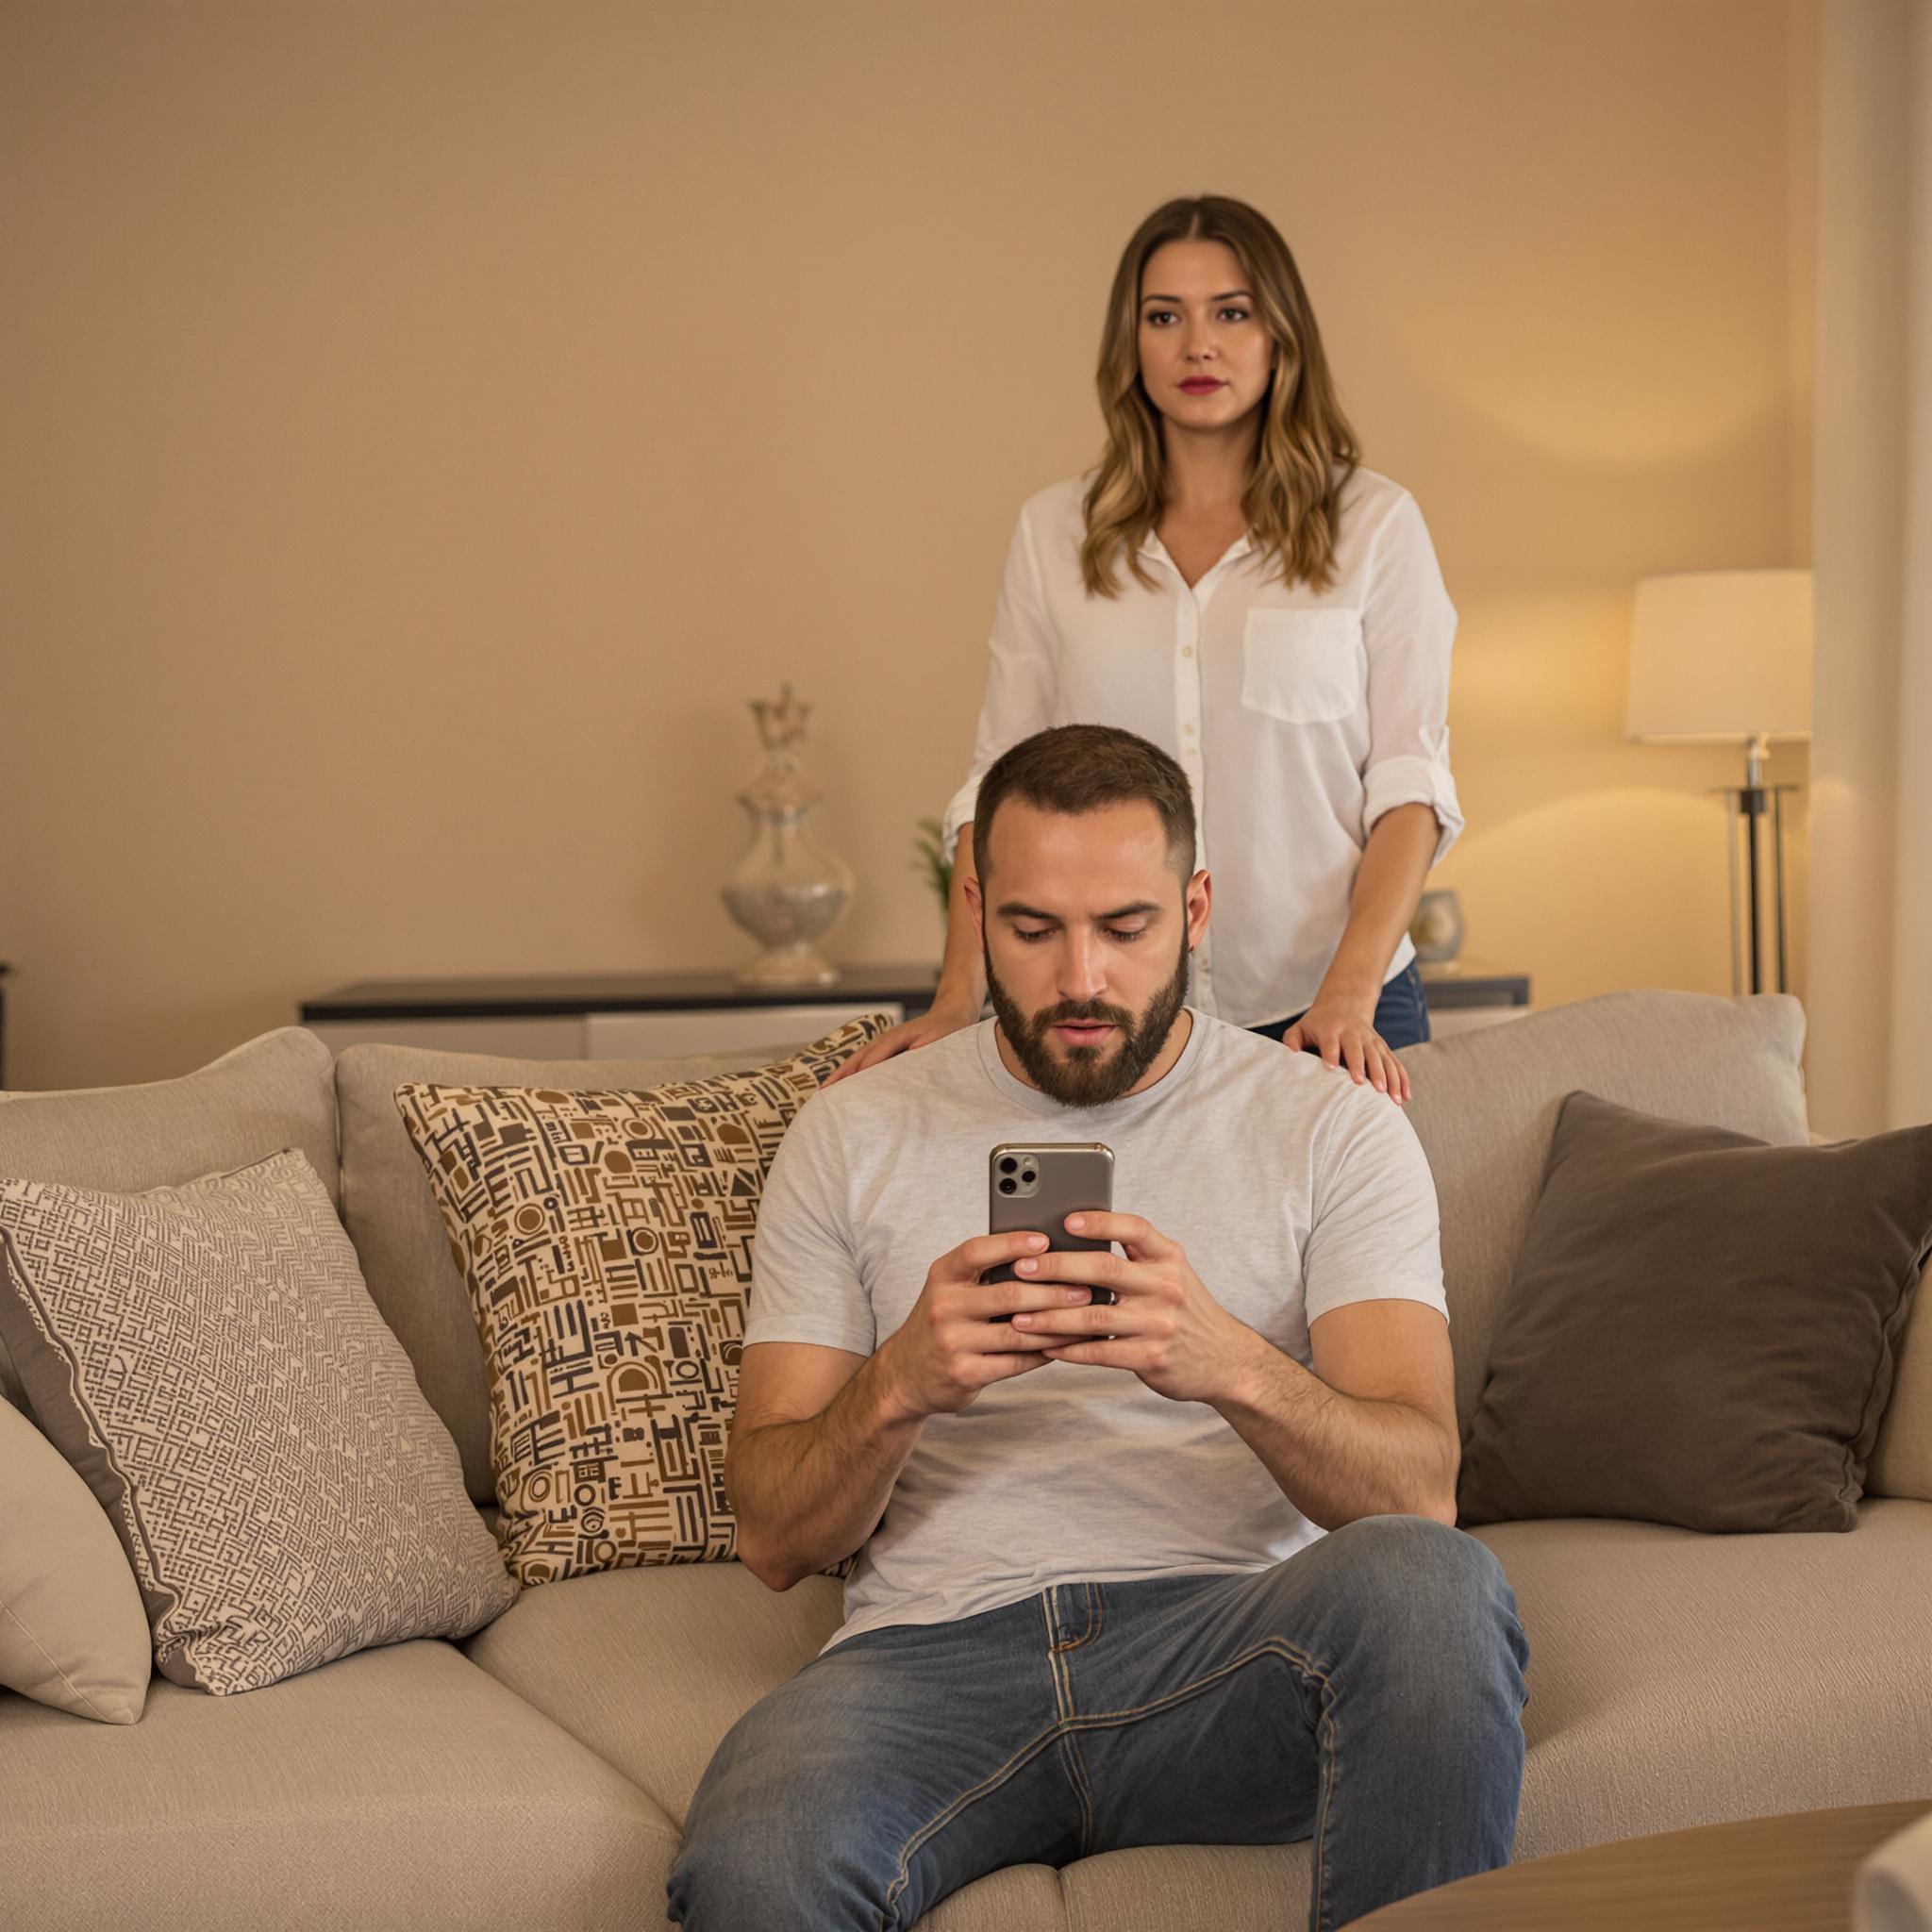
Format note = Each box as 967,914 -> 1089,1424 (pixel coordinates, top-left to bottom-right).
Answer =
1181,645 -> 1194,658
1185,722 -> 1197,736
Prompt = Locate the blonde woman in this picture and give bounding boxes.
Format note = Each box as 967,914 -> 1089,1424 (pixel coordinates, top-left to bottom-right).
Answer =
830,194 -> 1458,1103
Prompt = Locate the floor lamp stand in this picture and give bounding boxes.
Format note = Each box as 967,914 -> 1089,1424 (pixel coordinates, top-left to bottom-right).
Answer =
1718,734 -> 1800,995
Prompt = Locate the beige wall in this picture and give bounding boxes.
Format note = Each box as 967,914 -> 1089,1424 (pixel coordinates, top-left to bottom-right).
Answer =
1,0 -> 1816,1091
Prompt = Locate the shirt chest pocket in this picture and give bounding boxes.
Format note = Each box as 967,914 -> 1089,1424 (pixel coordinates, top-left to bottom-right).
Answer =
1240,609 -> 1366,725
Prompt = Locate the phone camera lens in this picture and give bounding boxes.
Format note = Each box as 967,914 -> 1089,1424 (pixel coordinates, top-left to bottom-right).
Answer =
998,1157 -> 1018,1175
998,1176 -> 1017,1195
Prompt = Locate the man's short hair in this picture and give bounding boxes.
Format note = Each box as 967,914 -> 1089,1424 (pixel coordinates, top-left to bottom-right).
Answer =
973,724 -> 1197,883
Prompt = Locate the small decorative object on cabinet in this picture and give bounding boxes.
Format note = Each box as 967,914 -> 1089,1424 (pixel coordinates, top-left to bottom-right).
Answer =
720,684 -> 854,987
1409,889 -> 1464,965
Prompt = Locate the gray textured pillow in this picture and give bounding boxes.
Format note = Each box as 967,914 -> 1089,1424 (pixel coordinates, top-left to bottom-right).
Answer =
0,1151 -> 517,1693
0,1398 -> 151,1723
1458,1093 -> 1932,1534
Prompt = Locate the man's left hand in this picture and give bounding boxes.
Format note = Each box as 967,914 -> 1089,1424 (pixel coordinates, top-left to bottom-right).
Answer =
1008,1212 -> 1260,1405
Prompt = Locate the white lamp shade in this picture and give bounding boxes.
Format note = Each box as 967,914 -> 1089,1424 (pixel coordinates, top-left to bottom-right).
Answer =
1625,569 -> 1814,742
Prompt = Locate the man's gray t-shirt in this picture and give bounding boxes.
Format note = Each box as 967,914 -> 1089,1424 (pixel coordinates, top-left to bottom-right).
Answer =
745,1012 -> 1448,1650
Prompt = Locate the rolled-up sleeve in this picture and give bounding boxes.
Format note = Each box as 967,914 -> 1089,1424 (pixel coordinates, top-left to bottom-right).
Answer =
940,507 -> 1059,854
1357,491 -> 1462,864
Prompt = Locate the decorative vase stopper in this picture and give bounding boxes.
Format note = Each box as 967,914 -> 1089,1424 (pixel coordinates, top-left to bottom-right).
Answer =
720,684 -> 854,987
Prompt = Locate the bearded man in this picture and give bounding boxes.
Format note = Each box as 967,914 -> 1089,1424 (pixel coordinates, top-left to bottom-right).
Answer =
667,724 -> 1527,1932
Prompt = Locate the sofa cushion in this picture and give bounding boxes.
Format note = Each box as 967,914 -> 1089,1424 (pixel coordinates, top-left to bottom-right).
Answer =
1059,1846 -> 1309,1932
0,1638 -> 676,1932
466,1504 -> 1932,1929
462,1559 -> 845,1827
0,1152 -> 516,1693
337,1038 -> 796,1505
461,1563 -> 1297,1930
1397,990 -> 1809,1433
0,1026 -> 340,1414
0,1399 -> 149,1724
1457,1095 -> 1932,1533
392,1016 -> 891,1583
1474,1499 -> 1932,1862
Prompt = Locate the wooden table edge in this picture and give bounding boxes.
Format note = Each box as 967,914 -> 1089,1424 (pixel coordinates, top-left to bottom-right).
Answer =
1352,1800 -> 1932,1929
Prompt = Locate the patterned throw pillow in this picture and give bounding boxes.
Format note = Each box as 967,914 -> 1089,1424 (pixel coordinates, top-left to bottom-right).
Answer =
0,1152 -> 518,1695
393,1015 -> 890,1587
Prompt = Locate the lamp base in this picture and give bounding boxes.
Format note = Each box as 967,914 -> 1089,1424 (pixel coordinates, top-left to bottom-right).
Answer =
1716,779 -> 1802,995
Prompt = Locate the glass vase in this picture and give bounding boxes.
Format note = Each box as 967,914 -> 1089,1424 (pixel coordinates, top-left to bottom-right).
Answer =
720,686 -> 854,987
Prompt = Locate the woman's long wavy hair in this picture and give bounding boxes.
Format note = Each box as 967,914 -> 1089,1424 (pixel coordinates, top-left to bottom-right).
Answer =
1081,196 -> 1358,598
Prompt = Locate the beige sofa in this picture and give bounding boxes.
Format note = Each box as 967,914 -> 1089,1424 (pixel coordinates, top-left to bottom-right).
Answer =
2,989 -> 1928,1930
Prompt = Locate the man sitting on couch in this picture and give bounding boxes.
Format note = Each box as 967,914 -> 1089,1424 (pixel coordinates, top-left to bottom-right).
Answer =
668,724 -> 1528,1932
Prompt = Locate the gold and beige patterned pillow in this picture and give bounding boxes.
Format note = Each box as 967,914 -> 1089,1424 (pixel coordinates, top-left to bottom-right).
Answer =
393,1015 -> 890,1587
0,1152 -> 518,1695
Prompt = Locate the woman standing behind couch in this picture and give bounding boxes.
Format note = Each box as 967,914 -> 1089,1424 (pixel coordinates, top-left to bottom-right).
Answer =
829,194 -> 1460,1104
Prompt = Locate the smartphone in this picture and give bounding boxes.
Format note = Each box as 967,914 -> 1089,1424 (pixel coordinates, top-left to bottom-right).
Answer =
983,1141 -> 1116,1300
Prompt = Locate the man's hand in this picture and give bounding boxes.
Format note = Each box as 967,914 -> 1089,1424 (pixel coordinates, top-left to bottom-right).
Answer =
1007,1211 -> 1262,1405
874,1231 -> 1095,1420
1281,996 -> 1410,1105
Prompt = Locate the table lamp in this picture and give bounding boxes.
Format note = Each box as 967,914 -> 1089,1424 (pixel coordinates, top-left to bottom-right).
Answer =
1625,569 -> 1814,994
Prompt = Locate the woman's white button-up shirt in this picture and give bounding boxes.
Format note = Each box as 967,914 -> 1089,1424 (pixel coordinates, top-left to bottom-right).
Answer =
942,466 -> 1461,1030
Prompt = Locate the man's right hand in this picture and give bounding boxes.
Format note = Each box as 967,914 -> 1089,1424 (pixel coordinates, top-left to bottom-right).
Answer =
875,1232 -> 1094,1420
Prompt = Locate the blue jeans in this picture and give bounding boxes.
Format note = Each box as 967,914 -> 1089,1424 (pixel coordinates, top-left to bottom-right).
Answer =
667,1517 -> 1528,1931
1251,959 -> 1433,1052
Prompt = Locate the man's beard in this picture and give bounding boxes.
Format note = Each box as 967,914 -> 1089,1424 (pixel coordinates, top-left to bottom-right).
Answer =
985,936 -> 1191,1108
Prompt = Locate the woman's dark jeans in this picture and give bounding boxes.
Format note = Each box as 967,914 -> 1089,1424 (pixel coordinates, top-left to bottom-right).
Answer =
1250,958 -> 1432,1051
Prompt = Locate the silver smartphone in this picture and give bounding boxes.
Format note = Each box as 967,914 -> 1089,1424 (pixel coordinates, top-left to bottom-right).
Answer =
982,1141 -> 1116,1299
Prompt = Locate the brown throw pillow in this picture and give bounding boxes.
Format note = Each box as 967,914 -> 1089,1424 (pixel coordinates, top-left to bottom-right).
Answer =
0,1153 -> 517,1693
393,1015 -> 891,1587
1457,1093 -> 1932,1534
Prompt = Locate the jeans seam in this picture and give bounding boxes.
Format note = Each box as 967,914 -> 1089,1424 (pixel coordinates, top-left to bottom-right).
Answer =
1058,1639 -> 1340,1929
878,1717 -> 1069,1926
879,1629 -> 1338,1929
1044,1592 -> 1098,1857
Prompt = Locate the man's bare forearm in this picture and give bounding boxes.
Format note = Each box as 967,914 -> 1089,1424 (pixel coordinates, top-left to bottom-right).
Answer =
726,1353 -> 924,1591
1212,1336 -> 1458,1530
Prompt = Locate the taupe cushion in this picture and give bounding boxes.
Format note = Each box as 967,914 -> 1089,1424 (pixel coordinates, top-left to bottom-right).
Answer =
0,1153 -> 516,1693
464,1559 -> 844,1826
0,1638 -> 676,1932
393,1018 -> 891,1583
1457,1095 -> 1932,1533
0,1400 -> 149,1724
337,1039 -> 794,1505
1397,991 -> 1809,1433
1474,1500 -> 1932,1861
0,1027 -> 340,1415
921,1866 -> 1073,1930
1058,1847 -> 1308,1932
